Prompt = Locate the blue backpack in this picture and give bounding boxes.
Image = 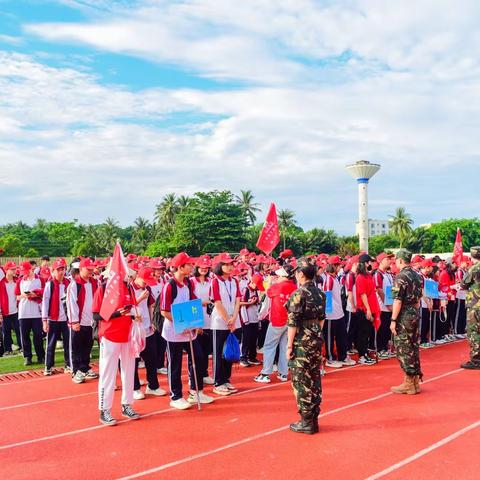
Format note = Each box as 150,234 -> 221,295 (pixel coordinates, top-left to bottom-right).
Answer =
223,333 -> 240,363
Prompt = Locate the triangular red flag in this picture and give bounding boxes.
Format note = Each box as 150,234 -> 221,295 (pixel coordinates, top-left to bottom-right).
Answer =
453,228 -> 463,264
100,242 -> 129,320
256,203 -> 280,255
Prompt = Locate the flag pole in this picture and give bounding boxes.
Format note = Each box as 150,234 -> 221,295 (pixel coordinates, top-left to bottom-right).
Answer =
188,330 -> 202,411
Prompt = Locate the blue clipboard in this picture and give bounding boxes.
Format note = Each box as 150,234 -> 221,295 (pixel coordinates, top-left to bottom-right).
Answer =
325,290 -> 333,314
384,286 -> 393,306
424,279 -> 439,299
171,299 -> 205,334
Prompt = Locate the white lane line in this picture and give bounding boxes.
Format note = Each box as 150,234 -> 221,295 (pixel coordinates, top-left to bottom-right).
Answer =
363,419 -> 480,480
116,368 -> 465,480
0,391 -> 96,411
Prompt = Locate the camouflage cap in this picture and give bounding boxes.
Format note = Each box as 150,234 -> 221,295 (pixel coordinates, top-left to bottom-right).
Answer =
470,246 -> 480,260
293,256 -> 315,271
395,248 -> 412,263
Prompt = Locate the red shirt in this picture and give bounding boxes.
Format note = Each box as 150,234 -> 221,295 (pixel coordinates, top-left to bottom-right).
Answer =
266,280 -> 297,327
355,273 -> 380,315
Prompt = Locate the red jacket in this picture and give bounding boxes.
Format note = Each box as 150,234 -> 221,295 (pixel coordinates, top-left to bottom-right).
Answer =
266,280 -> 297,327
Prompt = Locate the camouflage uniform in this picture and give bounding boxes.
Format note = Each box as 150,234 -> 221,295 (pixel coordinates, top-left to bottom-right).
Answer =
391,252 -> 424,380
286,277 -> 326,422
460,247 -> 480,368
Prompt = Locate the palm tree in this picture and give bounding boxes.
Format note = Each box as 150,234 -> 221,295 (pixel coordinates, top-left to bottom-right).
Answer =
388,207 -> 413,247
177,195 -> 192,210
154,193 -> 178,236
278,208 -> 296,250
235,190 -> 261,225
101,217 -> 120,252
132,217 -> 153,253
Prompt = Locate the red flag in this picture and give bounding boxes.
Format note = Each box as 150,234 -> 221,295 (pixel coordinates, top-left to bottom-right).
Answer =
100,242 -> 129,320
256,203 -> 280,255
453,228 -> 463,264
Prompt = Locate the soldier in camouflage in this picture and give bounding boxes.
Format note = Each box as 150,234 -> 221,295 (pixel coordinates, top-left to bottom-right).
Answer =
390,249 -> 424,395
460,246 -> 480,370
286,257 -> 326,435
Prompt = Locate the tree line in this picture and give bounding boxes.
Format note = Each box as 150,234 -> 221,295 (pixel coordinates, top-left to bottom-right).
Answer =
0,191 -> 478,258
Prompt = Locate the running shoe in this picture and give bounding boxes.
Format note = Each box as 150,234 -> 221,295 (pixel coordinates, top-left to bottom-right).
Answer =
254,374 -> 271,383
121,404 -> 141,419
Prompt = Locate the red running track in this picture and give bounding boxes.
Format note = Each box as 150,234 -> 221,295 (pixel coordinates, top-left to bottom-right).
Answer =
0,340 -> 478,480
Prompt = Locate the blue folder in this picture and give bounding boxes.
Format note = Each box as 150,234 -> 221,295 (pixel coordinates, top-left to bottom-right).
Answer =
384,286 -> 393,306
171,299 -> 205,334
424,279 -> 439,299
325,290 -> 333,314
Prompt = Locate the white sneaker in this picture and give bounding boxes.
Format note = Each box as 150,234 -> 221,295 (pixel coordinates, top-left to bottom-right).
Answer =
225,382 -> 238,393
203,376 -> 214,385
341,356 -> 356,366
146,386 -> 167,396
434,339 -> 447,345
359,356 -> 375,365
212,384 -> 232,396
157,367 -> 168,375
138,361 -> 145,369
277,374 -> 288,382
133,389 -> 146,400
72,371 -> 86,384
325,360 -> 343,368
188,390 -> 214,404
169,398 -> 192,410
254,374 -> 271,383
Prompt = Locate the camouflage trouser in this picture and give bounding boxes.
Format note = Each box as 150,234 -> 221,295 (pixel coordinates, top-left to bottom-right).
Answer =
466,308 -> 480,363
394,309 -> 422,378
289,332 -> 323,417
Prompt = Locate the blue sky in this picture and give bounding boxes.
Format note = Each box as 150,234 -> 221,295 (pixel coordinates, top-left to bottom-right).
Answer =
1,0 -> 479,235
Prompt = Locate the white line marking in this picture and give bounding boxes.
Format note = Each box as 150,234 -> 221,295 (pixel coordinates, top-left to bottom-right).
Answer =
363,419 -> 480,480
0,391 -> 96,411
116,368 -> 465,480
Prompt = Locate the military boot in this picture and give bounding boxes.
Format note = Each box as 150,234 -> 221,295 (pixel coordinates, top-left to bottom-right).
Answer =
391,375 -> 417,395
289,414 -> 315,435
460,360 -> 480,370
312,407 -> 319,433
414,375 -> 421,394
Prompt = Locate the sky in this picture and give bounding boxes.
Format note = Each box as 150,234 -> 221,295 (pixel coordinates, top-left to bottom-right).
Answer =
0,0 -> 479,235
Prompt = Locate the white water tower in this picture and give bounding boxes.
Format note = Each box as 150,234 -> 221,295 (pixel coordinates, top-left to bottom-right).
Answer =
345,160 -> 381,253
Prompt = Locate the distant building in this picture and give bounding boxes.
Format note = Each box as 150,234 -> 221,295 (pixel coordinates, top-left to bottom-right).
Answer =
356,219 -> 390,237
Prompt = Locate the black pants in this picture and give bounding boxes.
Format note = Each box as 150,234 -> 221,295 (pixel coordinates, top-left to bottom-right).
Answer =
2,313 -> 21,352
439,301 -> 456,337
323,318 -> 348,361
356,310 -> 372,357
420,308 -> 431,344
46,321 -> 70,369
166,339 -> 204,400
213,328 -> 242,387
346,311 -> 358,351
19,317 -> 44,360
154,331 -> 167,369
70,326 -> 93,374
197,329 -> 213,378
241,323 -> 259,362
257,320 -> 269,349
430,310 -> 443,341
453,299 -> 466,334
134,334 -> 159,390
377,311 -> 392,352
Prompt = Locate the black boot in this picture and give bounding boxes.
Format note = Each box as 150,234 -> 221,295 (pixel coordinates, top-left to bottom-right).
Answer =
312,408 -> 319,433
289,414 -> 315,435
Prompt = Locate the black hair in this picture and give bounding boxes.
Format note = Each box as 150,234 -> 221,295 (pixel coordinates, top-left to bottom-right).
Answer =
70,256 -> 80,276
41,255 -> 50,261
213,262 -> 225,276
194,265 -> 210,277
297,264 -> 317,280
325,264 -> 336,274
357,262 -> 368,276
29,260 -> 37,266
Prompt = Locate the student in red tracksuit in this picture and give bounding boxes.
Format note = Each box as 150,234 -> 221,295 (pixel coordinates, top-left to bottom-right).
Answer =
41,258 -> 70,375
0,262 -> 22,354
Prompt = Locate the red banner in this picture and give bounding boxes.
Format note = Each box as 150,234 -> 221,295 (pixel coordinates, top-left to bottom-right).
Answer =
453,228 -> 463,264
256,203 -> 280,255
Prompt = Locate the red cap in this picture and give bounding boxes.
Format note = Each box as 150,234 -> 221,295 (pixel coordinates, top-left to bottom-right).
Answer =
171,252 -> 194,268
279,249 -> 293,259
196,255 -> 212,268
327,255 -> 342,265
250,273 -> 265,292
39,266 -> 51,278
376,252 -> 394,263
239,248 -> 249,256
213,252 -> 235,265
52,258 -> 67,270
421,259 -> 435,268
3,261 -> 16,271
411,255 -> 424,264
149,258 -> 166,270
19,261 -> 32,274
126,253 -> 137,262
79,258 -> 95,270
137,267 -> 158,287
129,261 -> 142,272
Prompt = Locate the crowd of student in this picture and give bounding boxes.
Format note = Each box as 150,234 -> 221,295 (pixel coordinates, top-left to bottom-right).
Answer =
0,248 -> 469,424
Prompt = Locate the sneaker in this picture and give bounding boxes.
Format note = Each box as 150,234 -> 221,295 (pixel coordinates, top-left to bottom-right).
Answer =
240,360 -> 250,367
277,374 -> 288,382
225,382 -> 238,392
359,355 -> 375,365
455,334 -> 467,339
341,356 -> 356,366
72,371 -> 86,384
157,367 -> 168,375
24,357 -> 32,366
146,386 -> 167,396
86,369 -> 99,379
433,339 -> 447,345
12,344 -> 20,351
203,376 -> 214,385
99,409 -> 117,426
169,398 -> 192,409
212,384 -> 232,396
378,351 -> 390,359
347,349 -> 358,355
64,365 -> 73,374
460,361 -> 480,370
133,389 -> 146,400
325,360 -> 343,368
320,368 -> 326,376
43,368 -> 52,376
121,404 -> 141,419
248,359 -> 262,366
420,343 -> 432,349
254,374 -> 271,383
388,351 -> 397,358
138,361 -> 145,369
188,390 -> 215,404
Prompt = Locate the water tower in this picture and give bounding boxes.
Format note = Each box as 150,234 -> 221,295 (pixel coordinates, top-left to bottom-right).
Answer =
345,160 -> 381,253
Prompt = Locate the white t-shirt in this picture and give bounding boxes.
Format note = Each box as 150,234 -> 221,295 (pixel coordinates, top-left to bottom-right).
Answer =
133,287 -> 154,337
210,275 -> 241,330
67,281 -> 94,327
150,281 -> 164,301
324,275 -> 344,320
192,277 -> 211,329
6,280 -> 18,315
17,277 -> 42,319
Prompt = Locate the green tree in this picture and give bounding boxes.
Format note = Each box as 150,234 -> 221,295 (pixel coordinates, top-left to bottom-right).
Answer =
300,228 -> 339,254
131,217 -> 153,253
154,193 -> 178,237
0,234 -> 26,256
278,208 -> 296,250
388,207 -> 413,247
235,190 -> 261,226
367,234 -> 398,257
